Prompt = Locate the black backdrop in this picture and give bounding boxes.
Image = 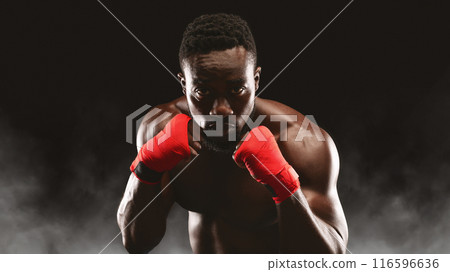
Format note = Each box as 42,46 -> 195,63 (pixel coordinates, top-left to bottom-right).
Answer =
2,0 -> 450,253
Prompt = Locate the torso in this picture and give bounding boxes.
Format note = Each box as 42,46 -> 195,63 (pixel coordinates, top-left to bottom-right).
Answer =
163,96 -> 310,253
171,149 -> 280,253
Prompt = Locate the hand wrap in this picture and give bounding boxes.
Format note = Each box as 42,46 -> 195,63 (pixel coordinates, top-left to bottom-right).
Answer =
130,114 -> 191,184
234,126 -> 300,203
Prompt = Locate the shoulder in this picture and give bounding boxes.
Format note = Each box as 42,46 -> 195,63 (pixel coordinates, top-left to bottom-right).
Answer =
286,128 -> 340,194
255,97 -> 311,136
136,97 -> 189,149
256,97 -> 339,193
256,98 -> 347,241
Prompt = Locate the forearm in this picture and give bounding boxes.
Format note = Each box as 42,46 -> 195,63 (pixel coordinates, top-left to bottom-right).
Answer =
117,174 -> 169,253
118,113 -> 191,253
276,190 -> 346,254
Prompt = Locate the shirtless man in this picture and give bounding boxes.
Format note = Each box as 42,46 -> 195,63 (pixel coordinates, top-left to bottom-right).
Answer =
117,13 -> 348,253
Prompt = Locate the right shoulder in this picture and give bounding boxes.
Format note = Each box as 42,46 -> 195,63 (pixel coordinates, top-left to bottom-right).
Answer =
136,98 -> 188,149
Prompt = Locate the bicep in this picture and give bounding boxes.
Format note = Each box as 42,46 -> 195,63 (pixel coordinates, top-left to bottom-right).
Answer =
302,186 -> 348,242
286,129 -> 348,241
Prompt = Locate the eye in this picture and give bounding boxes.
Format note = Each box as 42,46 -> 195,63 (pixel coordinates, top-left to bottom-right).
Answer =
231,86 -> 246,94
194,88 -> 210,96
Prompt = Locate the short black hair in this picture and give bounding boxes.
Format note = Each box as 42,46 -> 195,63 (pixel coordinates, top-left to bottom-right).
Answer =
179,13 -> 257,68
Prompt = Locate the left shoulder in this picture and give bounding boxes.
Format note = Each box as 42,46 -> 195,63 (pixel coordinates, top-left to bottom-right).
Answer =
284,127 -> 339,192
257,98 -> 340,193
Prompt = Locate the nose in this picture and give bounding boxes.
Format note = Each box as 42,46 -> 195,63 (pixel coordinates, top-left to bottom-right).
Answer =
209,97 -> 234,116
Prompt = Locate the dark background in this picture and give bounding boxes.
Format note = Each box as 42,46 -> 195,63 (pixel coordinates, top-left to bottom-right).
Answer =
2,0 -> 450,253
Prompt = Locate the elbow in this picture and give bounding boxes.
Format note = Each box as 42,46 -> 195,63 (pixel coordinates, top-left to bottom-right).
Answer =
116,204 -> 166,253
329,236 -> 348,254
331,244 -> 346,254
326,224 -> 348,254
123,238 -> 149,254
333,230 -> 349,254
313,235 -> 348,254
121,231 -> 164,254
315,243 -> 346,254
118,220 -> 165,254
336,237 -> 349,254
123,237 -> 153,254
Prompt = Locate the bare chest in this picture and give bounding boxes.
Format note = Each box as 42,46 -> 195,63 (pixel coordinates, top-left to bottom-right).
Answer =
170,152 -> 278,228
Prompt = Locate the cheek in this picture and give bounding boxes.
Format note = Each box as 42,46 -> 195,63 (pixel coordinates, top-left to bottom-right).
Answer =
186,95 -> 211,128
187,93 -> 204,113
233,92 -> 255,115
187,105 -> 213,129
233,93 -> 255,130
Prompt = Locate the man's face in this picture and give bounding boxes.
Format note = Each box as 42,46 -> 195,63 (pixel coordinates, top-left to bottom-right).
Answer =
179,46 -> 261,152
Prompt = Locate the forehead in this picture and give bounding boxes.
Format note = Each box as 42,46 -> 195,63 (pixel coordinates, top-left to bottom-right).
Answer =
182,47 -> 254,80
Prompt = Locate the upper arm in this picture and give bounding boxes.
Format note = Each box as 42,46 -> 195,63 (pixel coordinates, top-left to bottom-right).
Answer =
281,124 -> 348,243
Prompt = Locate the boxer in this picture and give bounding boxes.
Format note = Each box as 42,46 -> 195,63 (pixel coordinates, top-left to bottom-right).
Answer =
117,13 -> 348,253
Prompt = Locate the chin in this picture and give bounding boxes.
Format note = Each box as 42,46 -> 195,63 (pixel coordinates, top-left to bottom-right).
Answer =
201,136 -> 238,154
201,124 -> 251,154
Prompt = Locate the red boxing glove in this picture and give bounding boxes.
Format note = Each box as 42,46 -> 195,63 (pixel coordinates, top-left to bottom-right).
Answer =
234,126 -> 300,204
130,113 -> 191,184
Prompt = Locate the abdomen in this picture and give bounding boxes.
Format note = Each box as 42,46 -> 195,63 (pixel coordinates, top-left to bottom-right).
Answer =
188,211 -> 279,253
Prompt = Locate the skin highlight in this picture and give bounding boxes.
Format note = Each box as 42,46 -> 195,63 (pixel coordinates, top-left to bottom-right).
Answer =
117,46 -> 348,253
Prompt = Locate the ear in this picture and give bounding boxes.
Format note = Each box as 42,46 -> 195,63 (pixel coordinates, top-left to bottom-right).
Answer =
177,72 -> 186,94
254,67 -> 262,91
